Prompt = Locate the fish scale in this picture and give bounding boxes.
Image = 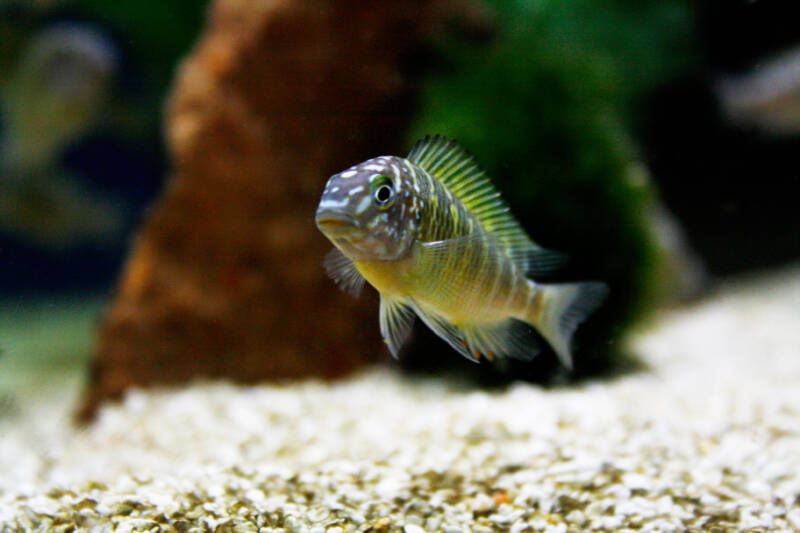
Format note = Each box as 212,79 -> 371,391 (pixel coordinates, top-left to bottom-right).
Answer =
412,167 -> 530,326
316,135 -> 608,366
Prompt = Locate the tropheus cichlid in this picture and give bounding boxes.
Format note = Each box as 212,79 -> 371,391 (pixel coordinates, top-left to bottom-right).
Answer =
315,135 -> 608,367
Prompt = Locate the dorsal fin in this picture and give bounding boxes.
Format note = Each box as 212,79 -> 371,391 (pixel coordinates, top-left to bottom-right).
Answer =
407,135 -> 547,273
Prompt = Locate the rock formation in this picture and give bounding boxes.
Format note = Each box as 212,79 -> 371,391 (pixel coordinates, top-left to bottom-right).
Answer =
79,0 -> 481,419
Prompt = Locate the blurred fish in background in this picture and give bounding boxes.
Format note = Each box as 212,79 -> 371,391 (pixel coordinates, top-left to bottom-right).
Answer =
0,0 -> 204,426
716,46 -> 800,136
644,0 -> 800,277
0,1 -> 204,293
0,22 -> 126,249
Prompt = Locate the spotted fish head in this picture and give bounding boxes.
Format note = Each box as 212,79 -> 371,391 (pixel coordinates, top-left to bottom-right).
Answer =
316,156 -> 421,261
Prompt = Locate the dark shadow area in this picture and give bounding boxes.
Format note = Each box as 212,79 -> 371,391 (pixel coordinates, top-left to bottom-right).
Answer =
640,0 -> 800,276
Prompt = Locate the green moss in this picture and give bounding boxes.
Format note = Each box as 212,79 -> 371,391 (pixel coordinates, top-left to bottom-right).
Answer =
408,0 -> 697,376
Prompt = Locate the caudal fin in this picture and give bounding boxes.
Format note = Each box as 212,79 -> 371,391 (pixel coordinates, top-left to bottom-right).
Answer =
533,281 -> 609,369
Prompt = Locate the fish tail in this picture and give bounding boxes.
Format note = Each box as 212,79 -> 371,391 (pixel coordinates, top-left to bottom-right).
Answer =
527,281 -> 609,369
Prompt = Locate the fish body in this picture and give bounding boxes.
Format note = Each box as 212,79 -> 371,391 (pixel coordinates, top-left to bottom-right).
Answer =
315,135 -> 607,366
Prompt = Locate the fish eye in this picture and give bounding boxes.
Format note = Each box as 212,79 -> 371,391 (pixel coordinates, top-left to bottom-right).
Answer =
371,177 -> 395,208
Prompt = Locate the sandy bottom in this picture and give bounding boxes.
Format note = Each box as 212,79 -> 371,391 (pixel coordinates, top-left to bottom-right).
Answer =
1,268 -> 799,532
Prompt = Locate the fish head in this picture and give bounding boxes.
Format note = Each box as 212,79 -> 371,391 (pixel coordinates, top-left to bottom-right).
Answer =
316,156 -> 420,261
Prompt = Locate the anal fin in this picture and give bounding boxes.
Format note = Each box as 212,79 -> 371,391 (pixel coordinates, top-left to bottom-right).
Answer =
409,301 -> 541,363
460,320 -> 542,362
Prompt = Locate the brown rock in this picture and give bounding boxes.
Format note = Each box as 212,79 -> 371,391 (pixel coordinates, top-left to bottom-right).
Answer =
78,0 -> 484,420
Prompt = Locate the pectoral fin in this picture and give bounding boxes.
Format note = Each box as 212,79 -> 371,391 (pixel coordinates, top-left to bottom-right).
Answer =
419,234 -> 567,280
417,234 -> 500,300
323,248 -> 365,297
419,233 -> 491,256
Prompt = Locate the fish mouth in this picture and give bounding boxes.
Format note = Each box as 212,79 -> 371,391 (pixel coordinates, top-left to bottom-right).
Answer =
315,210 -> 358,231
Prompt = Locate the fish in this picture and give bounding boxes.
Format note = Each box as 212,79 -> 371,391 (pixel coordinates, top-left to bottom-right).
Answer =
315,135 -> 608,367
715,45 -> 800,135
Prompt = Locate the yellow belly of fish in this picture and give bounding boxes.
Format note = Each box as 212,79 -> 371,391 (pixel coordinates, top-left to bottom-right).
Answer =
356,257 -> 521,326
354,259 -> 411,297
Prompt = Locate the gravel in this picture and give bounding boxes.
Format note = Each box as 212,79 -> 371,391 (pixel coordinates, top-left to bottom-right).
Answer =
1,267 -> 799,532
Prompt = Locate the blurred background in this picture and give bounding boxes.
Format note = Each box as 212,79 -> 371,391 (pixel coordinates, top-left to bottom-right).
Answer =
0,0 -> 798,417
0,0 -> 203,293
0,0 -> 205,414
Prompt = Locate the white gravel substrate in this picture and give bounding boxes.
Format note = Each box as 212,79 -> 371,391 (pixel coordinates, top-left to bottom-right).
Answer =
1,267 -> 800,532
